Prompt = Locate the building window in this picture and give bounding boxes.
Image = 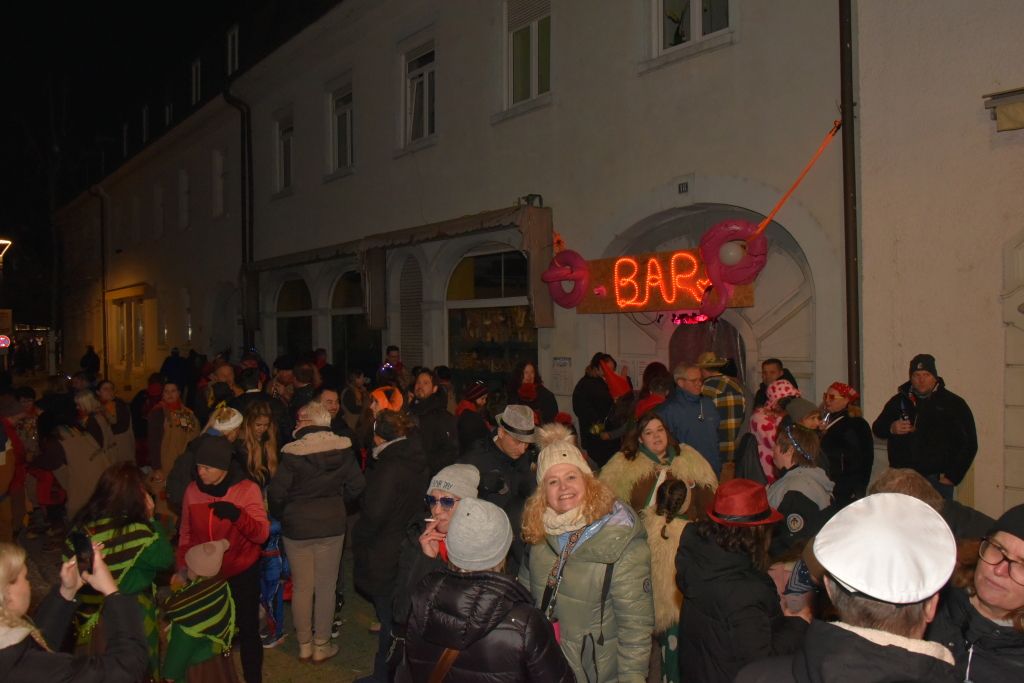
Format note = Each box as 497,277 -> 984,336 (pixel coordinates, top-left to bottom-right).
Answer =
445,248 -> 534,396
227,25 -> 239,75
278,115 -> 293,190
276,279 -> 313,359
191,58 -> 202,105
507,1 -> 551,105
115,299 -> 145,365
158,296 -> 168,347
405,41 -> 435,143
212,149 -> 227,216
333,87 -> 353,169
177,170 -> 189,229
142,105 -> 149,143
153,184 -> 164,237
661,0 -> 729,52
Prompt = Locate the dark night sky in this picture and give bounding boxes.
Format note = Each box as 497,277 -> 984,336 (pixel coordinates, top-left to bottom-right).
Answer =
0,2 -> 343,328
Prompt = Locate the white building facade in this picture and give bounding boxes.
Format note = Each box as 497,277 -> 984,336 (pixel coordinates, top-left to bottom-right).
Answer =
56,0 -> 1024,515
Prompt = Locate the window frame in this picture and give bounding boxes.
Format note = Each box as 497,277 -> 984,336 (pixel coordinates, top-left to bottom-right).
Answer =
405,42 -> 436,145
227,25 -> 239,75
332,86 -> 354,170
278,115 -> 294,191
506,5 -> 551,108
656,0 -> 731,57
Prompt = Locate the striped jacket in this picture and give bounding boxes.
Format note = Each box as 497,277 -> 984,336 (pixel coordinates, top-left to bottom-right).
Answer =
702,374 -> 746,460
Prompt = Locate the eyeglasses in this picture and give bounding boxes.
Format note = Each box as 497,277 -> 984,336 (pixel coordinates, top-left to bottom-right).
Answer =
424,495 -> 457,511
681,377 -> 704,385
979,538 -> 1024,586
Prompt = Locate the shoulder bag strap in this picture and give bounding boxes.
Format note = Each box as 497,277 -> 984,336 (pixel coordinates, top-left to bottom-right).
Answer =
428,647 -> 460,683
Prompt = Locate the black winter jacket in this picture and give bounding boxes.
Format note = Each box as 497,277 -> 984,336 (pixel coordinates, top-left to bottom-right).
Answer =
926,585 -> 1024,683
676,524 -> 808,683
404,569 -> 575,683
941,500 -> 995,539
458,436 -> 536,577
266,426 -> 366,540
410,389 -> 460,475
457,410 -> 491,456
510,383 -> 559,425
572,374 -> 619,466
871,379 -> 977,485
392,518 -> 446,632
0,588 -> 149,683
737,619 -> 959,683
353,437 -> 432,596
820,410 -> 874,508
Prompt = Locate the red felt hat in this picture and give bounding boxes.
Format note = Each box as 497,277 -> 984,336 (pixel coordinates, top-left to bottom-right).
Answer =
601,360 -> 632,399
706,478 -> 783,527
634,394 -> 666,419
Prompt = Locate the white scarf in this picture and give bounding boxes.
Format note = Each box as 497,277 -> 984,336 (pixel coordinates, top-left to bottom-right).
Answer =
543,505 -> 589,536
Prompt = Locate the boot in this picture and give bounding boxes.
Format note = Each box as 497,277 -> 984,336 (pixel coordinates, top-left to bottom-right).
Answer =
313,639 -> 339,664
298,640 -> 313,661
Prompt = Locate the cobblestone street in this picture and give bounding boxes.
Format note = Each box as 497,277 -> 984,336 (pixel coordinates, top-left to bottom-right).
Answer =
23,529 -> 379,683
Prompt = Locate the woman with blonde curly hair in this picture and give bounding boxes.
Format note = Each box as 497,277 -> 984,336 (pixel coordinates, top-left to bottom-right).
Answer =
519,422 -> 654,683
236,400 -> 280,488
0,541 -> 148,682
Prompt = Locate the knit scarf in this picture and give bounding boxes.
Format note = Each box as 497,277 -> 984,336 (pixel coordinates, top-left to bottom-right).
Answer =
543,505 -> 589,536
160,399 -> 183,413
165,577 -> 236,649
63,519 -> 159,636
639,444 -> 676,466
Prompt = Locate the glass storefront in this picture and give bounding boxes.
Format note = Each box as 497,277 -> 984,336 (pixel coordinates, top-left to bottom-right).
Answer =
331,271 -> 381,381
275,279 -> 313,359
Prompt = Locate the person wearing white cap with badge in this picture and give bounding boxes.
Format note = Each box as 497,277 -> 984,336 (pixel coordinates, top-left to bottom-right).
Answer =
458,404 -> 537,577
402,498 -> 574,682
519,422 -> 654,683
926,503 -> 1024,682
737,493 -> 959,682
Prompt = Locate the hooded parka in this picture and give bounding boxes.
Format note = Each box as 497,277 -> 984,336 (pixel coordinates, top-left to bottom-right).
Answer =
520,500 -> 654,683
404,569 -> 575,683
675,524 -> 808,683
266,426 -> 366,540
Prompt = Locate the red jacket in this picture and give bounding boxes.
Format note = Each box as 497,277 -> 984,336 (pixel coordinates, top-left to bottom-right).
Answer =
177,470 -> 269,578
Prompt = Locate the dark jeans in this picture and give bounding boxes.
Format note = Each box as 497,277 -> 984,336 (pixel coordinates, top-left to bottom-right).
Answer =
362,595 -> 394,683
228,563 -> 263,683
926,473 -> 955,501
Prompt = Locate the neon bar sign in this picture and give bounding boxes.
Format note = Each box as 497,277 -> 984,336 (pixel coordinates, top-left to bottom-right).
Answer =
575,248 -> 753,315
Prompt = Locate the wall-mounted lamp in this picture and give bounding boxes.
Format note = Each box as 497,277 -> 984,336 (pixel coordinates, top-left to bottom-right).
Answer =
984,88 -> 1024,131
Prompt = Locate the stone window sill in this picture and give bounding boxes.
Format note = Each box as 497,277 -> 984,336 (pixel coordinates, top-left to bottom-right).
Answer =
394,134 -> 438,159
270,186 -> 294,201
323,165 -> 355,184
639,29 -> 735,75
491,92 -> 553,126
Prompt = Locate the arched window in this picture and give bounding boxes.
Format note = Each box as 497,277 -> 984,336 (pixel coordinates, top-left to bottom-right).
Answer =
399,257 -> 424,368
330,271 -> 381,383
275,278 -> 313,359
446,247 -> 536,399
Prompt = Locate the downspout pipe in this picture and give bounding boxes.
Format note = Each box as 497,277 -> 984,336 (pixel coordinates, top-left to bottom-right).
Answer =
839,0 -> 861,392
88,186 -> 110,381
223,85 -> 256,349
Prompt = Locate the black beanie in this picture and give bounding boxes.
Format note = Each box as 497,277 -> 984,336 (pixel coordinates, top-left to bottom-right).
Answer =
990,504 -> 1024,542
194,436 -> 234,471
909,354 -> 938,379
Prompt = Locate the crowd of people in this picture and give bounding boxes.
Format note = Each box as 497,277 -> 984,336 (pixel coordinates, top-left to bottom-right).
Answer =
0,343 -> 1021,683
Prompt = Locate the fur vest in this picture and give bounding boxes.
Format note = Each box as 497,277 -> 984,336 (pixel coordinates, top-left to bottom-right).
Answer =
599,444 -> 718,512
642,512 -> 687,633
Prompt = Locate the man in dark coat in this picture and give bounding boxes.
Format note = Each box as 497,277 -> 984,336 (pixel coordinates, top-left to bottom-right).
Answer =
738,493 -> 960,683
571,352 -> 619,467
458,405 -> 536,577
871,354 -> 977,500
753,358 -> 798,410
408,368 -> 459,475
159,348 -> 188,389
79,345 -> 101,376
926,504 -> 1024,682
287,363 -> 316,421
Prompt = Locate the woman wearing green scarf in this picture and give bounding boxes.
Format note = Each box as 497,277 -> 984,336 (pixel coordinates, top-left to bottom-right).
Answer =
63,461 -> 175,680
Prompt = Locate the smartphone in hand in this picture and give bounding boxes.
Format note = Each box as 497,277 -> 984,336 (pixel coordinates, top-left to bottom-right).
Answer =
69,531 -> 94,575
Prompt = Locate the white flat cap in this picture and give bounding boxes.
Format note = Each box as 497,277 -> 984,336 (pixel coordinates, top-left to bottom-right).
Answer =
815,492 -> 956,604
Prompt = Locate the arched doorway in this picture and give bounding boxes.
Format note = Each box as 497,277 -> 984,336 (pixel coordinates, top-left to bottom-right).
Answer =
275,279 -> 313,359
669,318 -> 746,386
330,270 -> 382,382
610,203 -> 815,395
